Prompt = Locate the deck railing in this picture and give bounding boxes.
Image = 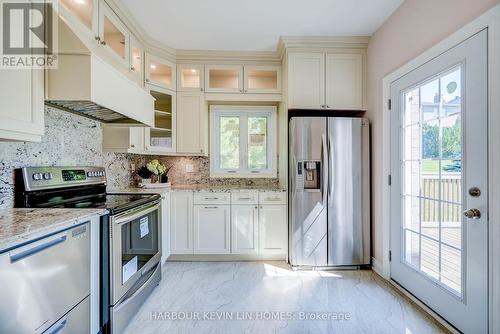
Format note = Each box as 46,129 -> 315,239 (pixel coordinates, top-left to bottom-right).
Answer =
421,173 -> 462,223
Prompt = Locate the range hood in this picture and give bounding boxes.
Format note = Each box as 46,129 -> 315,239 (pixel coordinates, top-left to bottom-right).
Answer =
45,15 -> 154,126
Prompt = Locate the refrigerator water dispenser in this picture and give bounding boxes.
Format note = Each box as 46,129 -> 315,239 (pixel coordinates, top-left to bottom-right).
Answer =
296,161 -> 321,191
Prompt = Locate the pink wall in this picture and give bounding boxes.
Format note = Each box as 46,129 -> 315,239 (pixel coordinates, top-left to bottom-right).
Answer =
367,0 -> 499,263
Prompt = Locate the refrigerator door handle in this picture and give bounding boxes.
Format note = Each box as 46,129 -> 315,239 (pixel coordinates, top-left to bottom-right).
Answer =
322,134 -> 328,206
328,135 -> 334,201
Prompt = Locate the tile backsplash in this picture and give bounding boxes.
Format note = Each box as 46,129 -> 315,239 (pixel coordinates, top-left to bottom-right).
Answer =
0,107 -> 280,208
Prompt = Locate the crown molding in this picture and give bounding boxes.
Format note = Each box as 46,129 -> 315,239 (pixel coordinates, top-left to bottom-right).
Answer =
278,36 -> 370,58
104,1 -> 369,62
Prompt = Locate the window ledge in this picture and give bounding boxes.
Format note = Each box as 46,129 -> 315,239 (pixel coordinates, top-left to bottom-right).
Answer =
210,172 -> 277,179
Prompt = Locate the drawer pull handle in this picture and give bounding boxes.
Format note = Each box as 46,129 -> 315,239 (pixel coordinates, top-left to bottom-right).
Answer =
10,236 -> 67,263
204,197 -> 219,200
238,197 -> 251,200
265,197 -> 281,201
204,206 -> 219,209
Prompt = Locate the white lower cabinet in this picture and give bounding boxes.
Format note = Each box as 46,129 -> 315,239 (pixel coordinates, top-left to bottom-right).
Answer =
194,205 -> 231,254
169,191 -> 287,258
259,205 -> 287,254
231,205 -> 259,254
170,192 -> 193,254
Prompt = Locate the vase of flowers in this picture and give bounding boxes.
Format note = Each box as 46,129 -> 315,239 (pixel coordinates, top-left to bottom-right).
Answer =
146,159 -> 168,183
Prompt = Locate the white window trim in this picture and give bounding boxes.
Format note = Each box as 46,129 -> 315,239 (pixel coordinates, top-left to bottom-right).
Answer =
210,105 -> 277,178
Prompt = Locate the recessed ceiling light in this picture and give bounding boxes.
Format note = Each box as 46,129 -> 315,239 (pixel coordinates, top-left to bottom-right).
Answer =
74,0 -> 85,5
191,69 -> 196,73
150,64 -> 156,69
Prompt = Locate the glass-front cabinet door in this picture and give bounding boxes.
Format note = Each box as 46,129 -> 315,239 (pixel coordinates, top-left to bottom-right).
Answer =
145,53 -> 176,91
59,0 -> 99,39
129,36 -> 143,85
244,65 -> 281,94
145,86 -> 176,153
177,64 -> 204,92
98,2 -> 129,64
205,65 -> 243,93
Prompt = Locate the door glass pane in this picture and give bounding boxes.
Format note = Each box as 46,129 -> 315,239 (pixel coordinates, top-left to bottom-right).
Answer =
401,66 -> 463,296
181,68 -> 201,88
209,69 -> 239,89
247,69 -> 277,90
60,0 -> 93,30
150,91 -> 173,150
103,16 -> 125,59
149,61 -> 172,86
121,209 -> 158,284
248,117 -> 268,169
131,46 -> 141,75
219,117 -> 239,169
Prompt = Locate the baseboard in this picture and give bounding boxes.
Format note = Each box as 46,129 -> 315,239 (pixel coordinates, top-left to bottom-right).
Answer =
167,254 -> 287,261
371,257 -> 383,276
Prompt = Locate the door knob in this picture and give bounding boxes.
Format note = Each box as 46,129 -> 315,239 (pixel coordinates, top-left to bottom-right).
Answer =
463,208 -> 481,219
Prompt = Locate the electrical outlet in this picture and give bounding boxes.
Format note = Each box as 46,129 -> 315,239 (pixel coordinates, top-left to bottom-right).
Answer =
130,163 -> 136,171
185,164 -> 194,173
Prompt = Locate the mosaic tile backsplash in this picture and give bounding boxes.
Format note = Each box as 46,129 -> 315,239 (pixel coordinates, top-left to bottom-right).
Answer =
0,107 -> 279,208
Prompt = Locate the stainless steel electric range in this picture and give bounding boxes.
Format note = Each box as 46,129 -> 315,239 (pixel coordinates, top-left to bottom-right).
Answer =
15,166 -> 162,334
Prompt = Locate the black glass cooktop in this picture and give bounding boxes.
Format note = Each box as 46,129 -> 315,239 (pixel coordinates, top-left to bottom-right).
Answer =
21,184 -> 161,214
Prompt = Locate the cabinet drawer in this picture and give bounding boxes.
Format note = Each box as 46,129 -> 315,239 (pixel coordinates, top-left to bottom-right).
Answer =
259,192 -> 286,205
231,192 -> 258,205
193,192 -> 230,205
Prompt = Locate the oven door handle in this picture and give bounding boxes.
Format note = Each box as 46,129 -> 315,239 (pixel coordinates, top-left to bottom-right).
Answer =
113,202 -> 161,226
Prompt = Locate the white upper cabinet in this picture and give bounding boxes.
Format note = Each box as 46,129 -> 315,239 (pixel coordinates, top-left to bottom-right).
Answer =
145,53 -> 176,91
177,64 -> 204,92
129,36 -> 143,86
145,85 -> 176,153
0,69 -> 44,142
177,92 -> 207,155
288,52 -> 365,110
205,65 -> 243,93
59,0 -> 99,40
98,1 -> 129,65
325,54 -> 363,110
288,53 -> 325,109
243,65 -> 281,94
193,205 -> 231,254
205,65 -> 281,94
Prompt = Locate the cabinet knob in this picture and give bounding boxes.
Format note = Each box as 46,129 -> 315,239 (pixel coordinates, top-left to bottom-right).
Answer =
145,78 -> 150,83
255,206 -> 258,209
130,144 -> 135,148
94,36 -> 101,42
130,66 -> 135,71
100,40 -> 106,46
200,88 -> 204,92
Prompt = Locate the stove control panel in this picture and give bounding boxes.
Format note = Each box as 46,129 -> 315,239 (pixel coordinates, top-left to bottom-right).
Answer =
20,166 -> 106,191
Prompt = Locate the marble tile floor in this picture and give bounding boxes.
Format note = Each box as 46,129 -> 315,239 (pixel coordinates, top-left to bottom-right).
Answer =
123,261 -> 448,334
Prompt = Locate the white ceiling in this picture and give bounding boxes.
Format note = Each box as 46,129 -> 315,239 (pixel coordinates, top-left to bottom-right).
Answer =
121,0 -> 404,52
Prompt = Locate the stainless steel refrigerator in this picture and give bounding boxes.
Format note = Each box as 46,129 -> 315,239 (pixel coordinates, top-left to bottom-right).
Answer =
289,117 -> 370,267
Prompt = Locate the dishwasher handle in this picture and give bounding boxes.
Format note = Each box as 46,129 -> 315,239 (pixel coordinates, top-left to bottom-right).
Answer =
9,235 -> 67,263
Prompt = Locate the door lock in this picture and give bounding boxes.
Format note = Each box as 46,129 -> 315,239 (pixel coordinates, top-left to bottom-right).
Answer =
468,187 -> 481,197
463,208 -> 481,219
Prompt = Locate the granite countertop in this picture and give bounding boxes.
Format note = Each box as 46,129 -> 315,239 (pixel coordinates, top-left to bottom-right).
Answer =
0,208 -> 106,253
109,184 -> 286,194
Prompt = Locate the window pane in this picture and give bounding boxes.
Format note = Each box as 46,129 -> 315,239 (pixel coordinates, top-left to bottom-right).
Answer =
219,117 -> 240,169
401,66 -> 464,297
248,117 -> 267,169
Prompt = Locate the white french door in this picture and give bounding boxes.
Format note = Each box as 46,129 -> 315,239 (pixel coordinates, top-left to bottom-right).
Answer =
390,30 -> 488,333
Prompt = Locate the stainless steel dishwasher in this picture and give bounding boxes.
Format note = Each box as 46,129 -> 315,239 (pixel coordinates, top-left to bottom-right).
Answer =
0,222 -> 91,334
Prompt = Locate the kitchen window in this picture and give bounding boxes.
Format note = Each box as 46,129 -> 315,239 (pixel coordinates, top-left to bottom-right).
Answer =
210,106 -> 277,177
